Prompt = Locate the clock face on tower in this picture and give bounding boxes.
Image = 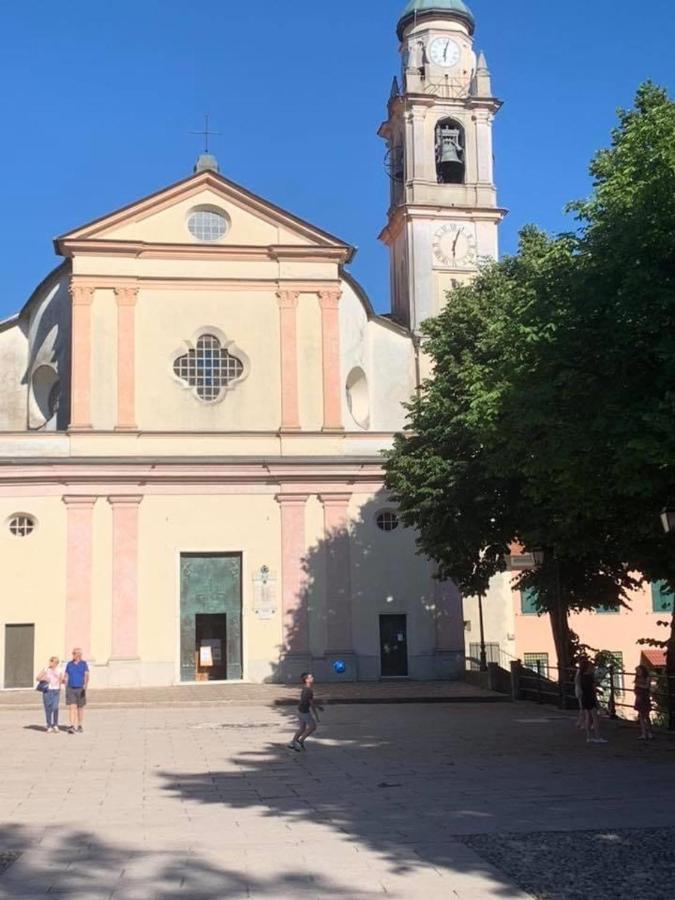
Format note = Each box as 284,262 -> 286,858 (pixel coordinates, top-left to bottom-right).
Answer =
433,223 -> 477,269
428,37 -> 461,68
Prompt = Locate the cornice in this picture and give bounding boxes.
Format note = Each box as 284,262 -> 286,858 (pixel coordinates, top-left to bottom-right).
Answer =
0,458 -> 386,488
60,239 -> 352,264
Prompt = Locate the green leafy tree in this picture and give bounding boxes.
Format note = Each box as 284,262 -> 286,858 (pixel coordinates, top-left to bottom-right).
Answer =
385,84 -> 675,698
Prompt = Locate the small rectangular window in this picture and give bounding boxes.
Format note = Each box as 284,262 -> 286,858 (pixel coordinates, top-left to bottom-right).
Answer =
651,581 -> 675,613
520,587 -> 539,615
523,653 -> 549,678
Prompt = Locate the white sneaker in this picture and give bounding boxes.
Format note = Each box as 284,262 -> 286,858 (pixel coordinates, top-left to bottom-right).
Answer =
591,738 -> 608,744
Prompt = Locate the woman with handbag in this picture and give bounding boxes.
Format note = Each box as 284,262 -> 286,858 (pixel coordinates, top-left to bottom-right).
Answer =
35,657 -> 63,733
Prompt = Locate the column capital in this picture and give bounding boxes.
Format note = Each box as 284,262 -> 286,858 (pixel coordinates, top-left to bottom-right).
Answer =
318,289 -> 342,310
318,493 -> 352,507
62,495 -> 98,508
113,286 -> 139,307
70,283 -> 95,306
107,495 -> 144,508
276,493 -> 310,507
276,290 -> 300,309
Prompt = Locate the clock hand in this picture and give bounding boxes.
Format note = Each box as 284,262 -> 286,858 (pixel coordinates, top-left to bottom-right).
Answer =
452,230 -> 461,257
443,41 -> 449,62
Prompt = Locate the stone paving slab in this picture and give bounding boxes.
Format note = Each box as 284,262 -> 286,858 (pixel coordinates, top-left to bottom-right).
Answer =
0,679 -> 505,710
2,702 -> 675,898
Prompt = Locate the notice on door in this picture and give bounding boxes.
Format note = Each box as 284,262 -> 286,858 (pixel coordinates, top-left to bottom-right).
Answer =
199,639 -> 222,667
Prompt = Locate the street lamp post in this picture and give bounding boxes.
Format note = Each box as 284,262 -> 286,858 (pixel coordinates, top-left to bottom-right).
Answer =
659,508 -> 675,730
478,592 -> 488,672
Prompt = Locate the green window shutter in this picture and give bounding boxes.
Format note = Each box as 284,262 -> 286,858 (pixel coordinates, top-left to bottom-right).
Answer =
520,587 -> 539,615
595,603 -> 619,615
651,581 -> 675,613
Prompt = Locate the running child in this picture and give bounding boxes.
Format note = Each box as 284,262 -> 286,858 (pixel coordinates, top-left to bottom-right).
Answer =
288,672 -> 320,751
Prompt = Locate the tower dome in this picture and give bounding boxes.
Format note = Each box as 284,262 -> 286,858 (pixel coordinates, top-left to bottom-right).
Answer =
397,0 -> 475,39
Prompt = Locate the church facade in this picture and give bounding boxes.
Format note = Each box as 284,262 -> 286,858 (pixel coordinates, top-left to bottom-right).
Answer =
0,0 -> 503,688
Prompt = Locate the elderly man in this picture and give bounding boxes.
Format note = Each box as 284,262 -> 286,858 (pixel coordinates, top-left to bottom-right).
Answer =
64,647 -> 90,735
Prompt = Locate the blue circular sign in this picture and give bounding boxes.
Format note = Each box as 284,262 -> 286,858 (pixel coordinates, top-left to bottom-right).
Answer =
333,660 -> 346,675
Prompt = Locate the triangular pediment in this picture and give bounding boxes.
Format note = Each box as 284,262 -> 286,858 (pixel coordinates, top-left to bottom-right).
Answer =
55,170 -> 354,261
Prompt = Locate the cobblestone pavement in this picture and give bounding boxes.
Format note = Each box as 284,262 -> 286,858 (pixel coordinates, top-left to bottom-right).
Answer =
457,827 -> 675,900
1,700 -> 674,899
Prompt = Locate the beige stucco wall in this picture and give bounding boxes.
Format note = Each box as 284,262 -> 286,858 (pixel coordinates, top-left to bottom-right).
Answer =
0,324 -> 28,431
137,493 -> 283,684
135,288 -> 281,431
0,497 -> 67,679
101,188 -> 308,247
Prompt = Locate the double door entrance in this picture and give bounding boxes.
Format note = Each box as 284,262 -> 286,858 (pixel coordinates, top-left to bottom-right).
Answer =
180,554 -> 242,682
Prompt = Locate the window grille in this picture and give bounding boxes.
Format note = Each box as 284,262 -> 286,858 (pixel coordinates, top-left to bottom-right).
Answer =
523,653 -> 549,678
187,209 -> 228,242
173,334 -> 244,402
8,515 -> 36,537
376,510 -> 399,532
468,642 -> 500,671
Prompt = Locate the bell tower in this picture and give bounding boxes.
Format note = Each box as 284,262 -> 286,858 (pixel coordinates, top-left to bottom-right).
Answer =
379,0 -> 505,332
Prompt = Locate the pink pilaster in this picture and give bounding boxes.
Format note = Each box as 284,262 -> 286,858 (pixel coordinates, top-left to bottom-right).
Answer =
276,291 -> 301,431
276,493 -> 310,653
108,495 -> 143,660
318,289 -> 343,432
69,284 -> 94,430
114,287 -> 138,430
63,495 -> 97,657
319,493 -> 353,652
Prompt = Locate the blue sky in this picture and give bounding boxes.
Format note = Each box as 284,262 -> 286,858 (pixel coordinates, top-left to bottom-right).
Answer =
0,0 -> 672,318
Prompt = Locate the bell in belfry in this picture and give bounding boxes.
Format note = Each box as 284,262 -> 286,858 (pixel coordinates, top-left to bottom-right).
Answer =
436,122 -> 465,184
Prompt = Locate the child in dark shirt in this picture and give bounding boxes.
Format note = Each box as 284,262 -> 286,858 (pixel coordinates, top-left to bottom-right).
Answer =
288,672 -> 320,751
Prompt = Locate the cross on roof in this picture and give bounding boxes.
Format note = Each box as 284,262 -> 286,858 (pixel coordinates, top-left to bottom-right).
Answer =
190,114 -> 221,154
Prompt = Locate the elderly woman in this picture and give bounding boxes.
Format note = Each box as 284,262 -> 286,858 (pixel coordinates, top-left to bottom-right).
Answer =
36,657 -> 63,733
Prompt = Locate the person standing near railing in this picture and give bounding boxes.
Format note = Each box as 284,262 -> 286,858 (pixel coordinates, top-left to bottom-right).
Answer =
579,658 -> 607,744
634,665 -> 654,741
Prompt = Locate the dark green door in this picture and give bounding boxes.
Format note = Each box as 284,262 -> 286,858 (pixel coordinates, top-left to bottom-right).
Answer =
180,554 -> 242,682
4,624 -> 35,688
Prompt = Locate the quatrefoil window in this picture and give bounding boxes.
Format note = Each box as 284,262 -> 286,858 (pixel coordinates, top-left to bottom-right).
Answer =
173,333 -> 245,402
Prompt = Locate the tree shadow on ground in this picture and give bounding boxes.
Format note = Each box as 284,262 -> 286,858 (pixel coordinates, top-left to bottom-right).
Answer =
272,489 -> 463,684
156,705 -> 527,897
0,823 -> 373,898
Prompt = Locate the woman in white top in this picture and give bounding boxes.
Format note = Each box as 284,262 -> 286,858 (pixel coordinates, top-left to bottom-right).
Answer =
36,657 -> 63,733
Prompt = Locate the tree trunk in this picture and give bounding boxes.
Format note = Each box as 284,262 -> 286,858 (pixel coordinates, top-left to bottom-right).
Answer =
549,602 -> 572,705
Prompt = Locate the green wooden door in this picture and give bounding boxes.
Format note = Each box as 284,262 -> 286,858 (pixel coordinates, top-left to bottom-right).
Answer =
180,554 -> 242,682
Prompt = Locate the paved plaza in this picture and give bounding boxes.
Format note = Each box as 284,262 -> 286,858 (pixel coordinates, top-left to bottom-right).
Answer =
1,696 -> 675,899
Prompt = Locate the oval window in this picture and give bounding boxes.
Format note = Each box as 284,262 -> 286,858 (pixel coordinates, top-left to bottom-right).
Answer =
376,510 -> 399,532
7,514 -> 37,537
346,367 -> 369,429
187,206 -> 230,242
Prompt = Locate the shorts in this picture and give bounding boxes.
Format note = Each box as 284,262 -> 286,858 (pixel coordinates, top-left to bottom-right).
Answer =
297,711 -> 315,727
581,696 -> 597,711
66,687 -> 87,707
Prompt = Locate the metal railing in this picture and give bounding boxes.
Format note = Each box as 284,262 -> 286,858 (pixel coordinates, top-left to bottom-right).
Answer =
513,660 -> 673,724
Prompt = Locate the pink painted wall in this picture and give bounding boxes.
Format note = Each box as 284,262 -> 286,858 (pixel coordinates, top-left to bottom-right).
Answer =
514,581 -> 668,678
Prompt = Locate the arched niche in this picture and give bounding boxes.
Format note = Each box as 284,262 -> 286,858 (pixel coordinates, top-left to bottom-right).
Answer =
346,367 -> 370,430
435,118 -> 466,185
29,365 -> 60,430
